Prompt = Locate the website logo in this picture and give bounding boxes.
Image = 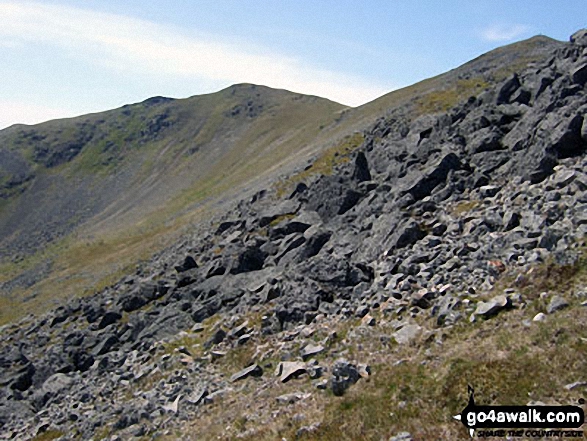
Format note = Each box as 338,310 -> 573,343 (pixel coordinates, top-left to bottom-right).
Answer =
454,386 -> 585,438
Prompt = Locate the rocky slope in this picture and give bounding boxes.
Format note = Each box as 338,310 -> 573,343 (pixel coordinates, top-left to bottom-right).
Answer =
1,30 -> 587,440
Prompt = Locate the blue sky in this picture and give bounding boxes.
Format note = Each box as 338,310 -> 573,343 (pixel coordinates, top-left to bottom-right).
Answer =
0,1 -> 584,128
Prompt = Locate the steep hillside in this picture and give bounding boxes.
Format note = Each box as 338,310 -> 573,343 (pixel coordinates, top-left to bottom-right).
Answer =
0,85 -> 346,322
1,30 -> 587,440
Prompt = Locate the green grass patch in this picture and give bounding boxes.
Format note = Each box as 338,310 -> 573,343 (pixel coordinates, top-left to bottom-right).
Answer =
417,77 -> 490,115
275,132 -> 364,197
31,430 -> 64,441
451,200 -> 481,216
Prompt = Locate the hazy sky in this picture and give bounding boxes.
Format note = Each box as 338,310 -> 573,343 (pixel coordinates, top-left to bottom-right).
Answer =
0,1 -> 584,129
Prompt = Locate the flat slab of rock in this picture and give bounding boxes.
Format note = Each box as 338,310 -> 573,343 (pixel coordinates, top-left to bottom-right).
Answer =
230,364 -> 263,382
276,361 -> 307,383
300,343 -> 325,361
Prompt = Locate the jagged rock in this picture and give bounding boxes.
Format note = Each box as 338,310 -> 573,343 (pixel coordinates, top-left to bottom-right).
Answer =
571,63 -> 587,86
296,423 -> 321,437
564,381 -> 587,391
275,233 -> 306,264
403,152 -> 461,202
480,185 -> 501,198
175,255 -> 198,273
549,114 -> 585,159
237,334 -> 251,345
258,200 -> 300,227
228,321 -> 249,339
163,395 -> 181,414
205,329 -> 226,348
352,151 -> 372,182
216,220 -> 240,235
97,311 -> 122,330
39,373 -> 73,398
269,210 -> 319,239
230,246 -> 267,274
390,220 -> 427,249
205,260 -> 226,278
358,364 -> 371,378
338,189 -> 364,215
503,211 -> 520,231
92,334 -> 118,356
496,74 -> 521,105
468,128 -> 503,154
553,169 -> 577,188
230,364 -> 263,382
361,314 -> 376,326
186,387 -> 208,405
308,365 -> 323,379
119,294 -> 146,313
533,312 -> 546,322
546,295 -> 569,314
10,363 -> 35,391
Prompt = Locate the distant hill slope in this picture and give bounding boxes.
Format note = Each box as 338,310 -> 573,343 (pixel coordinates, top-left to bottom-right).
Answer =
0,34 -> 566,323
0,85 -> 346,319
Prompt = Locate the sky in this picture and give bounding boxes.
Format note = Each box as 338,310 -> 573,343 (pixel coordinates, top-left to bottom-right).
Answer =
0,1 -> 585,129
